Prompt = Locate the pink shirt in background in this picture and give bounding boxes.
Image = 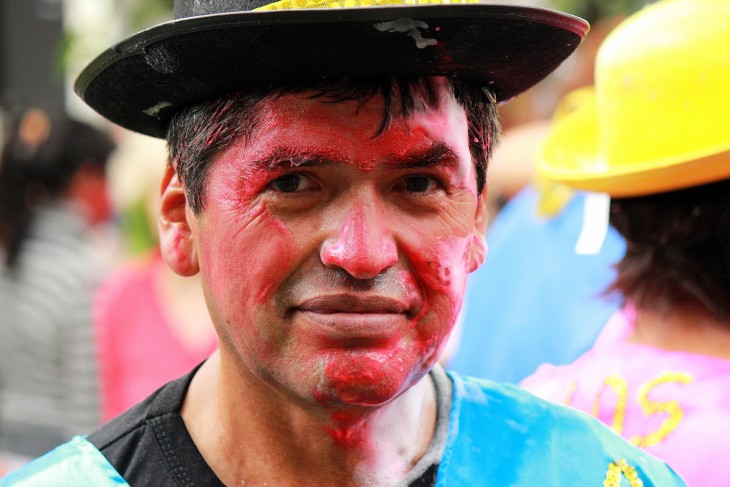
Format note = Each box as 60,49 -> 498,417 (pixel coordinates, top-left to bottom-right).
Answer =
94,254 -> 218,421
522,306 -> 730,486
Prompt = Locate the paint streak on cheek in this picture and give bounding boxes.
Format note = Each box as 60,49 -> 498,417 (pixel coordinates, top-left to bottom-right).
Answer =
401,270 -> 429,330
203,202 -> 295,308
408,235 -> 471,326
252,214 -> 296,304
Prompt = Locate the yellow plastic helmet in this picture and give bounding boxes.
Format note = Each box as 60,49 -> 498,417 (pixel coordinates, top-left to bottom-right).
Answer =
537,0 -> 730,197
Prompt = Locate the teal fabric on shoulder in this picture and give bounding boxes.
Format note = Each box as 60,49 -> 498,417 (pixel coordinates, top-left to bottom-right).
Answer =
437,372 -> 687,486
0,436 -> 127,486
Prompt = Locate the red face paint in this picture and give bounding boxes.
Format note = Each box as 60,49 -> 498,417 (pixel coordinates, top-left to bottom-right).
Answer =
188,78 -> 482,452
323,416 -> 371,452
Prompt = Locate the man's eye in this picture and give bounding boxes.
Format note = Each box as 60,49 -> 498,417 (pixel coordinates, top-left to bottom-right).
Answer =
403,175 -> 436,193
273,174 -> 303,193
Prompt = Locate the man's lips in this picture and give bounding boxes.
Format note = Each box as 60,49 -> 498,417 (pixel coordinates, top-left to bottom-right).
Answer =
296,295 -> 409,314
293,295 -> 412,340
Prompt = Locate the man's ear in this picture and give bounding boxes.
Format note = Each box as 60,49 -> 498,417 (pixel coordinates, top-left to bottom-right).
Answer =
158,163 -> 199,276
467,190 -> 489,273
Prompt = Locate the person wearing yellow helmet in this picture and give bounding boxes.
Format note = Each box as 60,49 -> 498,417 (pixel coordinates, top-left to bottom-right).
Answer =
522,1 -> 730,485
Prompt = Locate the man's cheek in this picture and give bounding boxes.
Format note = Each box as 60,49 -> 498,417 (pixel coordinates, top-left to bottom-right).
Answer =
404,235 -> 471,324
203,206 -> 296,306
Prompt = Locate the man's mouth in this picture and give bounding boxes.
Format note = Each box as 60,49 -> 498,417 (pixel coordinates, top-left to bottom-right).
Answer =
294,295 -> 412,340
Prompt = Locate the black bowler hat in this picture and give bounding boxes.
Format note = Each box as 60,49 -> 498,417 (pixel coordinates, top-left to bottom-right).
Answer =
74,0 -> 589,138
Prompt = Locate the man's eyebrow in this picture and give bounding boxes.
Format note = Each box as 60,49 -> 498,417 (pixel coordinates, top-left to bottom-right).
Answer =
387,144 -> 460,169
250,147 -> 338,171
250,144 -> 460,171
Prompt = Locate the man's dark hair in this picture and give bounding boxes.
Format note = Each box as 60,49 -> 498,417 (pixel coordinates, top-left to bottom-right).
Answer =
167,76 -> 501,213
608,178 -> 730,321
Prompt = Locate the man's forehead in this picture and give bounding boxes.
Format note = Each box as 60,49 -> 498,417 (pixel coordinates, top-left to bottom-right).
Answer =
244,81 -> 463,140
208,99 -> 474,184
234,87 -> 470,167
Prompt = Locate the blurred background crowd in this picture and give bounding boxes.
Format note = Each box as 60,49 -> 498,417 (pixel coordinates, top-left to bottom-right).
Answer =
2,0 -> 728,484
0,0 -> 217,474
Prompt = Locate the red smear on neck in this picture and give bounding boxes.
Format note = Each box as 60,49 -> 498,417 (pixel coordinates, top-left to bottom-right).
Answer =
322,410 -> 372,451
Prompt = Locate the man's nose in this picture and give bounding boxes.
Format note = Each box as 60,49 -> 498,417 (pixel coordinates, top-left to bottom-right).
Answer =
320,201 -> 398,280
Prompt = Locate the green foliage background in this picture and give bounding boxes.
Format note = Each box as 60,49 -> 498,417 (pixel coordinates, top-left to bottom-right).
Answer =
547,0 -> 652,23
128,0 -> 174,32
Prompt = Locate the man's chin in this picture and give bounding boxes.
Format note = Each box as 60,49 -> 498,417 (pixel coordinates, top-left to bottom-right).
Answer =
312,351 -> 415,408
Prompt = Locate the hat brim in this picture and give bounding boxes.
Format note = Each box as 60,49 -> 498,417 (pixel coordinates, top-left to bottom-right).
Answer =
537,100 -> 730,197
74,4 -> 587,138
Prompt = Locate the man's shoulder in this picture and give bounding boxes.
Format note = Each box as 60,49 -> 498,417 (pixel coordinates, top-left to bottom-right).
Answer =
88,368 -> 196,474
441,371 -> 687,486
88,382 -> 168,452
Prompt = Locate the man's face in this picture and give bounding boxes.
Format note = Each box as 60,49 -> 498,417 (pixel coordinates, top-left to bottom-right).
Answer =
177,80 -> 487,407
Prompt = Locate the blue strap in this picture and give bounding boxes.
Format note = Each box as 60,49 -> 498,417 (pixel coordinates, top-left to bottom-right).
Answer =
0,436 -> 128,486
436,372 -> 686,486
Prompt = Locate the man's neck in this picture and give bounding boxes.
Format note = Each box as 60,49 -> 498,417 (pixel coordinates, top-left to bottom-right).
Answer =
181,350 -> 438,486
